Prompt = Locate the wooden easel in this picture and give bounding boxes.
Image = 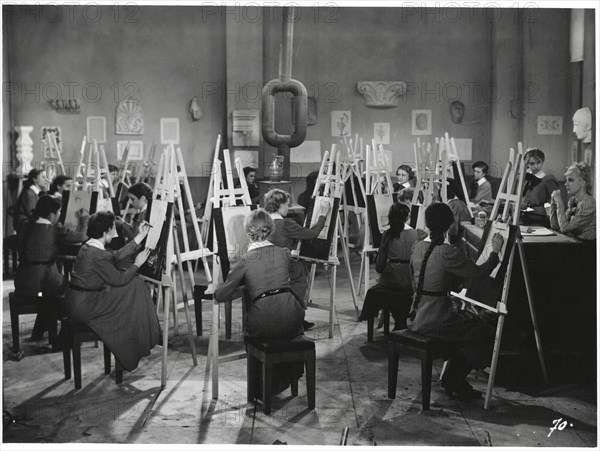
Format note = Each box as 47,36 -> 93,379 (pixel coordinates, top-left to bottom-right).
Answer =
300,145 -> 360,337
445,132 -> 473,217
356,142 -> 394,298
451,143 -> 548,409
204,147 -> 253,400
411,138 -> 442,229
42,130 -> 66,176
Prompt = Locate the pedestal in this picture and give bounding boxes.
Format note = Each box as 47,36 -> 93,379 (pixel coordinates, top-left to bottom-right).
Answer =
15,125 -> 34,176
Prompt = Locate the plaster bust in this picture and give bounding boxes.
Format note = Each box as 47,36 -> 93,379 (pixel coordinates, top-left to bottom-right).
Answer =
450,100 -> 465,124
573,107 -> 592,143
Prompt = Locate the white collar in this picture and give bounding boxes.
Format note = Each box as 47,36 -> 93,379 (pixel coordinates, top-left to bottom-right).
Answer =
477,177 -> 487,186
52,192 -> 62,199
270,212 -> 284,220
404,223 -> 414,229
402,181 -> 411,188
535,171 -> 546,179
30,185 -> 41,195
424,235 -> 451,245
248,241 -> 274,251
36,217 -> 52,225
87,238 -> 105,251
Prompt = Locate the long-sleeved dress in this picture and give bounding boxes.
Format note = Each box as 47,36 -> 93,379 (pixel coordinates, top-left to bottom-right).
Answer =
521,173 -> 558,226
550,194 -> 596,241
64,240 -> 161,371
358,226 -> 427,325
269,213 -> 326,306
214,243 -> 306,393
13,187 -> 40,235
407,241 -> 499,369
15,222 -> 86,297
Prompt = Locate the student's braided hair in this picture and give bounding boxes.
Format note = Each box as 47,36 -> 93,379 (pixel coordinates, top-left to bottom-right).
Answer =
411,203 -> 455,317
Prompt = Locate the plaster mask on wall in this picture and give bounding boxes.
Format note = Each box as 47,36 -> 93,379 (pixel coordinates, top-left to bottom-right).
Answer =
450,100 -> 465,124
572,107 -> 592,143
189,96 -> 203,121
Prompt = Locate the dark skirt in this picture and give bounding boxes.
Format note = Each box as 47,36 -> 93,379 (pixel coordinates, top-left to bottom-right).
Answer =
65,277 -> 161,371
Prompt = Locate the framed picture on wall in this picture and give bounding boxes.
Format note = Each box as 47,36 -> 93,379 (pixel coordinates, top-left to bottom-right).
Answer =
160,118 -> 180,145
117,140 -> 144,161
411,110 -> 431,135
374,122 -> 390,145
87,116 -> 106,143
331,111 -> 351,137
537,115 -> 563,135
41,126 -> 61,159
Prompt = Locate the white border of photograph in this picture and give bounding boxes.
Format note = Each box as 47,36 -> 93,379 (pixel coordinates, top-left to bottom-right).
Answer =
411,110 -> 432,136
117,140 -> 144,161
86,116 -> 106,143
160,118 -> 180,144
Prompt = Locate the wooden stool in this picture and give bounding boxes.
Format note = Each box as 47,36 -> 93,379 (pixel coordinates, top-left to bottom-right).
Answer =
61,319 -> 122,389
8,291 -> 60,360
3,234 -> 18,277
361,288 -> 412,342
388,329 -> 452,410
246,337 -> 316,415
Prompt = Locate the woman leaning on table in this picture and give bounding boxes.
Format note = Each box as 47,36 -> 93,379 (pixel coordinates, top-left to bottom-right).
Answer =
550,162 -> 596,242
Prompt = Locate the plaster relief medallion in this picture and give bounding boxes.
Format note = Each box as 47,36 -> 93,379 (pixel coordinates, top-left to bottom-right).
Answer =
116,100 -> 144,135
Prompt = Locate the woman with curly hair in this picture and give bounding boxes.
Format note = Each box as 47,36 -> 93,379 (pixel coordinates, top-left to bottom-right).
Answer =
264,189 -> 330,330
407,203 -> 503,399
550,162 -> 596,241
215,209 -> 306,396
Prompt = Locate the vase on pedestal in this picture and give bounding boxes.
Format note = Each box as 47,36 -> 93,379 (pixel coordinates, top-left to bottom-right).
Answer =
15,125 -> 34,176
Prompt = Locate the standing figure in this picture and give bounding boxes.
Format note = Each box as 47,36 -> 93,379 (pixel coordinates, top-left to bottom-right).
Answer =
13,168 -> 46,236
521,148 -> 559,226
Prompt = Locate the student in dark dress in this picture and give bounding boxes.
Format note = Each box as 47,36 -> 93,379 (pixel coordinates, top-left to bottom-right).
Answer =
264,189 -> 331,330
64,211 -> 161,372
214,209 -> 306,396
15,195 -> 89,341
521,148 -> 558,226
358,203 -> 427,329
407,203 -> 503,399
48,175 -> 73,199
13,168 -> 47,236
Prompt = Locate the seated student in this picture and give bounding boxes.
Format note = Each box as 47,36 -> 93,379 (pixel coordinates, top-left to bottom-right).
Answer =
393,165 -> 416,200
550,162 -> 596,242
264,189 -> 331,331
407,203 -> 503,399
358,203 -> 427,329
444,178 -> 471,242
243,166 -> 260,205
214,209 -> 306,396
65,211 -> 161,372
117,182 -> 152,243
521,148 -> 559,226
469,161 -> 493,206
15,195 -> 89,341
13,168 -> 47,236
48,175 -> 73,199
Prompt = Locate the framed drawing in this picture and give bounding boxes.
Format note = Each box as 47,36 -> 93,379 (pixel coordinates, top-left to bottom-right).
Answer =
537,116 -> 563,135
374,122 -> 390,145
160,118 -> 180,145
411,110 -> 431,136
232,110 -> 260,147
331,111 -> 351,137
86,116 -> 106,143
117,140 -> 144,161
116,100 -> 144,135
41,126 -> 61,159
298,196 -> 341,262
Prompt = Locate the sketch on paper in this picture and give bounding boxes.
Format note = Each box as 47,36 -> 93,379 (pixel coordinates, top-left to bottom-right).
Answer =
116,100 -> 144,135
374,122 -> 390,145
476,222 -> 510,278
331,111 -> 351,137
309,197 -> 335,240
412,110 -> 431,136
537,116 -> 563,135
41,126 -> 61,159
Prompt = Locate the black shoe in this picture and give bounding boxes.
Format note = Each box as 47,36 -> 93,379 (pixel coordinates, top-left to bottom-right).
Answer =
303,320 -> 315,331
441,377 -> 481,400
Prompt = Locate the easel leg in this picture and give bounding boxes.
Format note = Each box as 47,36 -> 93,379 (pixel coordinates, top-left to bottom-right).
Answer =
211,301 -> 219,399
305,264 -> 317,308
484,314 -> 506,410
338,216 -> 359,320
329,265 -> 336,339
171,273 -> 179,335
161,285 -> 170,388
517,240 -> 549,384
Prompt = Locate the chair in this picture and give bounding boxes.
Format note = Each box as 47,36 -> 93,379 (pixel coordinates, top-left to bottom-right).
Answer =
361,288 -> 413,342
8,291 -> 60,360
246,337 -> 316,415
3,234 -> 19,278
60,319 -> 122,389
388,329 -> 452,410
